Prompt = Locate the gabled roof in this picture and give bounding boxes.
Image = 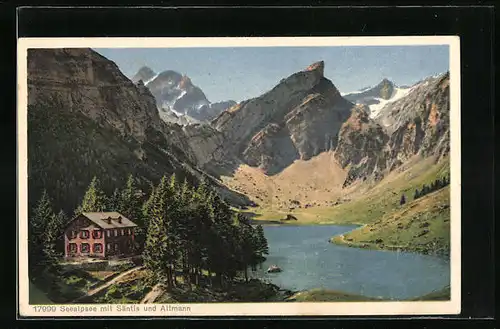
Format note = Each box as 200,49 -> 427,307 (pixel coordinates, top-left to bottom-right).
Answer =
74,212 -> 138,229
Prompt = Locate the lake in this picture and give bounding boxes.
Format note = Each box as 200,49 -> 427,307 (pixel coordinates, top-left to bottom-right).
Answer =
251,224 -> 450,300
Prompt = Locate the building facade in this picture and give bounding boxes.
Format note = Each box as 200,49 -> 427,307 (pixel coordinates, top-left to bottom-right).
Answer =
64,212 -> 138,259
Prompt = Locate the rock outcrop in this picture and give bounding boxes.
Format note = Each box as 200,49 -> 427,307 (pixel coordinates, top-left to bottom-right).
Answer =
209,60 -> 354,175
334,105 -> 389,187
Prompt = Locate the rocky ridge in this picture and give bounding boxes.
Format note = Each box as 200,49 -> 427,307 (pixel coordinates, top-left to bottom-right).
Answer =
180,61 -> 449,190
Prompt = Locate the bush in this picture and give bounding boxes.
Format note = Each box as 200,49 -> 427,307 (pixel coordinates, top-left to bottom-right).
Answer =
106,285 -> 123,299
65,276 -> 87,288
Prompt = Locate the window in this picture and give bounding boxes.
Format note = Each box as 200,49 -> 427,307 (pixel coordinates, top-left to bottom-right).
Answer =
121,229 -> 125,236
128,229 -> 132,236
114,229 -> 118,237
68,230 -> 78,239
114,243 -> 119,252
107,243 -> 112,251
93,243 -> 103,253
106,230 -> 111,238
80,230 -> 89,239
92,230 -> 102,239
80,243 -> 90,253
68,243 -> 77,253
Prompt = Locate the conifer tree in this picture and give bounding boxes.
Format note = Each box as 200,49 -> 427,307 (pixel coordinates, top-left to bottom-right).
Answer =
414,189 -> 420,200
142,183 -> 156,227
255,224 -> 269,257
179,178 -> 191,203
143,175 -> 180,290
430,180 -> 436,191
235,213 -> 257,282
43,209 -> 65,265
421,184 -> 429,195
143,176 -> 169,285
53,210 -> 68,256
120,175 -> 143,221
108,188 -> 122,211
400,194 -> 406,206
75,176 -> 107,215
205,193 -> 235,287
29,190 -> 56,277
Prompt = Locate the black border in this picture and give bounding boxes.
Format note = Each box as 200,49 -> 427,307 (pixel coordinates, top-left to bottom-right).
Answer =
4,4 -> 495,328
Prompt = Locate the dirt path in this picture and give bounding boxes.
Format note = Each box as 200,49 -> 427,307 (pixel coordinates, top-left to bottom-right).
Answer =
140,283 -> 164,304
72,266 -> 144,303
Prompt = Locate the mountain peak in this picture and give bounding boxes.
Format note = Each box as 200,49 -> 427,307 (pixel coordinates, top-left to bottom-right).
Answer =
179,75 -> 193,89
138,66 -> 155,75
132,66 -> 156,83
304,61 -> 325,77
379,78 -> 393,85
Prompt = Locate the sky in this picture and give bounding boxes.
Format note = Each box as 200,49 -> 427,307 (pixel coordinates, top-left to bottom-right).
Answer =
94,45 -> 449,103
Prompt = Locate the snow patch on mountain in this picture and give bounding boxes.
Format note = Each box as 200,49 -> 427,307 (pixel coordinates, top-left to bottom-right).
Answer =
340,90 -> 363,96
144,73 -> 160,86
369,86 -> 412,118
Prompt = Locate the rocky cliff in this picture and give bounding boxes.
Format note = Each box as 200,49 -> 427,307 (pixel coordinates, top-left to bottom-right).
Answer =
334,72 -> 450,187
381,73 -> 450,166
334,105 -> 389,187
27,48 -> 250,213
210,61 -> 354,175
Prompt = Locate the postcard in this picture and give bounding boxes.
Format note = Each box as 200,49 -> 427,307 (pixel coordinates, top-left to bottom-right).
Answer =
17,36 -> 461,317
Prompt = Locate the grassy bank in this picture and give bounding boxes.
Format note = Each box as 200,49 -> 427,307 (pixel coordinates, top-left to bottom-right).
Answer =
411,285 -> 451,301
284,285 -> 451,302
331,186 -> 450,256
285,288 -> 381,302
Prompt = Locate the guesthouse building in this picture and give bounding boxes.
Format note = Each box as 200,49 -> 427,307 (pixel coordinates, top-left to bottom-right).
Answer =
64,212 -> 138,259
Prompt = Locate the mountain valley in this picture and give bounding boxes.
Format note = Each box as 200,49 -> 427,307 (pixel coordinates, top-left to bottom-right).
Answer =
27,48 -> 450,224
26,46 -> 453,305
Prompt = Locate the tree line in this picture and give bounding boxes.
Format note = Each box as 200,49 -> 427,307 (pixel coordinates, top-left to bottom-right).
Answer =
399,174 -> 451,206
28,174 -> 269,290
413,175 -> 450,200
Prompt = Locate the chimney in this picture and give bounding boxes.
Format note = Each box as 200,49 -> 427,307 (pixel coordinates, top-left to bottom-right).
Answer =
106,216 -> 112,224
116,216 -> 122,224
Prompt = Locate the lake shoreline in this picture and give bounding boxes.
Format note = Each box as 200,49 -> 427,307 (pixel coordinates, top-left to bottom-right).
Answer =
330,232 -> 450,259
252,217 -> 449,259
